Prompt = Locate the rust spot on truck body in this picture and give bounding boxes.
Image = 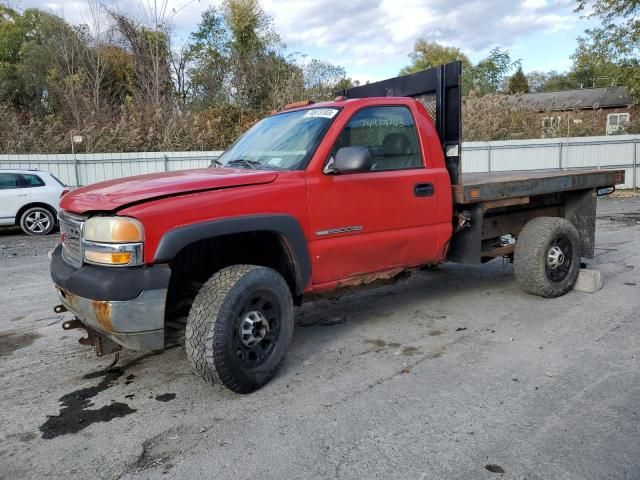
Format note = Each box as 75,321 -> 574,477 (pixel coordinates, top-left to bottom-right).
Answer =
92,301 -> 113,332
336,267 -> 405,288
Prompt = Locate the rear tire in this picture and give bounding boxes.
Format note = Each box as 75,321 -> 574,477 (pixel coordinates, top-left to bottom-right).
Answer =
514,217 -> 581,298
185,265 -> 294,393
19,206 -> 55,236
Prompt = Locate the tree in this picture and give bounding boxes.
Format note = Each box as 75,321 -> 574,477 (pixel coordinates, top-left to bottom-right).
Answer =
507,65 -> 530,93
109,11 -> 173,111
542,71 -> 579,91
400,40 -> 472,74
468,48 -> 516,95
81,0 -> 112,116
574,0 -> 640,101
0,1 -> 365,154
0,7 -> 64,114
223,0 -> 282,110
400,42 -> 516,96
186,6 -> 229,108
399,40 -> 475,93
302,58 -> 347,100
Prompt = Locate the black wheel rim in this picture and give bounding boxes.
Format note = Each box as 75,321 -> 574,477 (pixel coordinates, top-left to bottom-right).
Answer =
545,234 -> 573,283
231,291 -> 281,367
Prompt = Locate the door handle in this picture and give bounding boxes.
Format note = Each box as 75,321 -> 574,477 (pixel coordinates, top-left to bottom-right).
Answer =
414,183 -> 434,197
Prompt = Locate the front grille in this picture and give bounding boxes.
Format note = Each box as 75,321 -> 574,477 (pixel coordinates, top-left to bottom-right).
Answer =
59,212 -> 85,268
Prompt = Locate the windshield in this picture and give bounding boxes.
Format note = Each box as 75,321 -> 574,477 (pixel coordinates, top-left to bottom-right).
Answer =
216,107 -> 340,170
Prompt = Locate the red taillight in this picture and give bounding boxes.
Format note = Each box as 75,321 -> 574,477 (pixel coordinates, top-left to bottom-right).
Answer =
60,189 -> 70,198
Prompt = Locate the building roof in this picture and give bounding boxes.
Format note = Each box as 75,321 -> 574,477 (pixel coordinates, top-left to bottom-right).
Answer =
510,86 -> 633,112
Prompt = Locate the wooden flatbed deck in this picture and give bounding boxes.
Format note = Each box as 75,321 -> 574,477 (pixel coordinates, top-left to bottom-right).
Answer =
453,168 -> 624,204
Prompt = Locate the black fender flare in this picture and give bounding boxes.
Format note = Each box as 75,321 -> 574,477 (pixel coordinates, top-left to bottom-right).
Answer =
153,214 -> 311,294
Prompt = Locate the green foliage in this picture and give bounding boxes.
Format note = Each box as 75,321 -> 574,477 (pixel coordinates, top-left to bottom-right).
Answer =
5,0 -> 638,153
468,48 -> 516,95
574,0 -> 640,101
507,66 -> 530,93
526,71 -> 581,92
187,7 -> 228,108
399,40 -> 475,93
0,1 -> 353,153
399,40 -> 472,74
399,42 -> 516,95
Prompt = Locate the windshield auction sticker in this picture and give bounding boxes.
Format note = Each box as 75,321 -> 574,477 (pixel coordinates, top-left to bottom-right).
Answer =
303,108 -> 339,119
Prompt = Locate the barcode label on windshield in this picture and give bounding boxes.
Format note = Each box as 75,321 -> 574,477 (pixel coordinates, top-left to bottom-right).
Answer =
303,109 -> 338,119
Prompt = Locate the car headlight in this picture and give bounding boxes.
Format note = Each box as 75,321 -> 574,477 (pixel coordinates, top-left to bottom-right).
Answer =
82,216 -> 144,266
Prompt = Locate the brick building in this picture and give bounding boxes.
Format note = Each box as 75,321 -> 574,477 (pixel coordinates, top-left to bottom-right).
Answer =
509,86 -> 638,137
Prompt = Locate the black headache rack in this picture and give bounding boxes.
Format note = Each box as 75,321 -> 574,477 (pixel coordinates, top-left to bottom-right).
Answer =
336,61 -> 462,184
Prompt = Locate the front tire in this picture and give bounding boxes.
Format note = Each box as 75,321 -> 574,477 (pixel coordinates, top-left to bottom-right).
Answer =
19,207 -> 55,236
185,265 -> 294,393
514,217 -> 581,298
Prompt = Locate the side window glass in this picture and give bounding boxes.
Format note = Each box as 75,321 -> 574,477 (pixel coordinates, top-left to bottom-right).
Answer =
331,106 -> 422,171
0,174 -> 20,190
21,174 -> 45,187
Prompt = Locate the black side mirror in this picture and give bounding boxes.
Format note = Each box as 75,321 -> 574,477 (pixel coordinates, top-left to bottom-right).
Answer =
326,146 -> 372,174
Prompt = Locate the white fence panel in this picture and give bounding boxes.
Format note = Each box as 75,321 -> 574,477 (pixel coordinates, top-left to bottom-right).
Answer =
0,151 -> 223,186
0,135 -> 637,188
459,135 -> 638,188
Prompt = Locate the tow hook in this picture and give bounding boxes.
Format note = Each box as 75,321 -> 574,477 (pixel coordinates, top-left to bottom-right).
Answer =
62,318 -> 82,330
62,318 -> 94,347
54,304 -> 68,314
61,317 -> 122,357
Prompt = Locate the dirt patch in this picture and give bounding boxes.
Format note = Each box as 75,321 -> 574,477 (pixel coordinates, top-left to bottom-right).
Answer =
5,432 -> 37,443
610,190 -> 640,199
0,332 -> 41,356
131,426 -> 196,474
0,228 -> 60,258
402,346 -> 420,356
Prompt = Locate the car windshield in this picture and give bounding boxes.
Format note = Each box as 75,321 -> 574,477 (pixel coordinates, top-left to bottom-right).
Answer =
216,107 -> 340,170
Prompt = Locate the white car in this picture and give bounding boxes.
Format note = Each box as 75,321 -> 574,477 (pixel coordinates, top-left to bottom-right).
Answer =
0,169 -> 68,236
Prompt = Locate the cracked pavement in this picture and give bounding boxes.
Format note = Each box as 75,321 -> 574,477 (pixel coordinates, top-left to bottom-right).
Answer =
1,196 -> 639,479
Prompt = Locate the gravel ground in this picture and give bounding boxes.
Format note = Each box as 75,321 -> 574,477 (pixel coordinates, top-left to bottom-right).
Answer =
0,227 -> 59,259
0,196 -> 639,480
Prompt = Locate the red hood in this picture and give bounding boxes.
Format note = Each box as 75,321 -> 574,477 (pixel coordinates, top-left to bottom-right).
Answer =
61,168 -> 279,213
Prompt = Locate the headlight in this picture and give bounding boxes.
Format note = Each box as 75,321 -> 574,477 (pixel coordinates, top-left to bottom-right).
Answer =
82,216 -> 144,266
84,217 -> 143,243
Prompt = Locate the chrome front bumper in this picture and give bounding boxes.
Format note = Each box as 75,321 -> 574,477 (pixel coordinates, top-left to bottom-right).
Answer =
56,286 -> 167,351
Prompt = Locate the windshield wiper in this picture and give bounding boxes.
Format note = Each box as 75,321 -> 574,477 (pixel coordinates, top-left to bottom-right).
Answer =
226,158 -> 260,170
210,158 -> 224,167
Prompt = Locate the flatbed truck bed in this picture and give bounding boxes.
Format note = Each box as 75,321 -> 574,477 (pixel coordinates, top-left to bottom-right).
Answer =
454,169 -> 624,204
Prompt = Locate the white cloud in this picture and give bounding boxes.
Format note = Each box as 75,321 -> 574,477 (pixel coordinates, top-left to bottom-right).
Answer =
18,0 -> 580,74
522,0 -> 548,9
259,0 -> 579,70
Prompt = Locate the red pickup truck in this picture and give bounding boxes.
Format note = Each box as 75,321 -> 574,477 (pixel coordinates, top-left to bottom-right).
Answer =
51,62 -> 623,393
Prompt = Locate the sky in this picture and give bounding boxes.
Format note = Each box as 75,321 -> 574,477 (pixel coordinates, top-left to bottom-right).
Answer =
16,0 -> 595,83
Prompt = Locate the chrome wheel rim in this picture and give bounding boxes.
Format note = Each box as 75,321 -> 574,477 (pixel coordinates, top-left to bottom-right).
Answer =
545,234 -> 573,282
546,246 -> 565,269
25,210 -> 51,234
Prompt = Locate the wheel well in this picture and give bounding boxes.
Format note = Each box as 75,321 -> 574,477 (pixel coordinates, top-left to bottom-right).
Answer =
15,202 -> 58,225
165,231 -> 299,323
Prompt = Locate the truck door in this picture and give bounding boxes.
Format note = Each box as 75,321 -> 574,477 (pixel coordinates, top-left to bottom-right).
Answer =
0,173 -> 26,225
306,105 -> 443,286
